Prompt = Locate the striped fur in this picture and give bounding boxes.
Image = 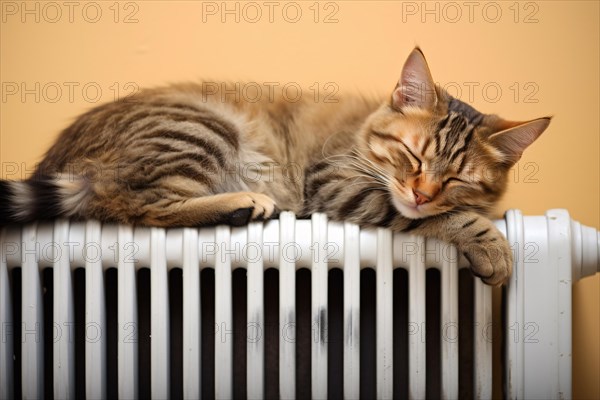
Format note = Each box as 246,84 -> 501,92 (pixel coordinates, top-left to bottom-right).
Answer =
0,48 -> 550,285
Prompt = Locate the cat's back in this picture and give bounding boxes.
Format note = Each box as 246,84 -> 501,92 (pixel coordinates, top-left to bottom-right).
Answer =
38,82 -> 380,175
38,83 -> 246,173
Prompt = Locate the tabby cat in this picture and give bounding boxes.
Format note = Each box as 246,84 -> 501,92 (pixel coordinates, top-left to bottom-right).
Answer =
0,48 -> 550,285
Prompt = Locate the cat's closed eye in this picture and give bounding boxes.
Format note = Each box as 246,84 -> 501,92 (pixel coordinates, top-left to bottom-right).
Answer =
443,177 -> 465,186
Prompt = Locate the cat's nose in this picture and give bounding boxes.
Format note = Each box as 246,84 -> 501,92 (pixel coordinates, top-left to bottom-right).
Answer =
413,189 -> 433,205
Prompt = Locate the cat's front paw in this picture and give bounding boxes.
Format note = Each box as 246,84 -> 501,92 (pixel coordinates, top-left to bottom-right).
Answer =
460,233 -> 513,286
227,192 -> 279,226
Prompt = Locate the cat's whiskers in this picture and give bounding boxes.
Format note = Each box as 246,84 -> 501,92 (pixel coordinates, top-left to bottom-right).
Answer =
348,151 -> 392,183
363,189 -> 390,209
337,178 -> 386,192
324,153 -> 391,187
320,173 -> 387,197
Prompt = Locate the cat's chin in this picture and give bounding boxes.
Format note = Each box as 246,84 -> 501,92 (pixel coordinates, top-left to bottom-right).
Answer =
392,197 -> 438,219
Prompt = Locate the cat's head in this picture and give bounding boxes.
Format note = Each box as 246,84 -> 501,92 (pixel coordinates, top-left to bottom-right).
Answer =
360,47 -> 551,219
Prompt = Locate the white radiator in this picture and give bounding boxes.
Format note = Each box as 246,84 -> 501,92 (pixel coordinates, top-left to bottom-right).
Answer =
0,209 -> 598,399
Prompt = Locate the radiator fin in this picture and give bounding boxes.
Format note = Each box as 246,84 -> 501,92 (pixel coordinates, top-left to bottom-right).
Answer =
117,225 -> 138,399
409,235 -> 426,398
441,243 -> 459,398
376,228 -> 394,398
214,225 -> 233,399
246,222 -> 264,399
84,220 -> 106,398
278,212 -> 296,398
311,213 -> 328,399
151,228 -> 170,398
343,222 -> 361,399
21,223 -> 44,399
53,219 -> 75,399
182,227 -> 201,399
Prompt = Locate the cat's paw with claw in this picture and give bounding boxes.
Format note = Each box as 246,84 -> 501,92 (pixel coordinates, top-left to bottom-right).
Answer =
460,233 -> 513,286
227,192 -> 279,226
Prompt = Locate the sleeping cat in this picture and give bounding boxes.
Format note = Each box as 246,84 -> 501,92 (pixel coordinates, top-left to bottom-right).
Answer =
0,48 -> 550,285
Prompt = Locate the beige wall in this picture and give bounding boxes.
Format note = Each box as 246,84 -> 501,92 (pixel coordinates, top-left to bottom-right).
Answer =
1,1 -> 598,397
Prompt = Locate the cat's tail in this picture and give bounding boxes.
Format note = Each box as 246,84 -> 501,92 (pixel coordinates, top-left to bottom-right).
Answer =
0,174 -> 90,225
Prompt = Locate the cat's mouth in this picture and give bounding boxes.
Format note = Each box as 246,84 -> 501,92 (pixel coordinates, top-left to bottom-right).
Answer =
391,196 -> 440,219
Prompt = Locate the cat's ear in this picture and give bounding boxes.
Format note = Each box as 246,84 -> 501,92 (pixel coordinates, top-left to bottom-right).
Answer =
487,117 -> 551,165
391,47 -> 437,111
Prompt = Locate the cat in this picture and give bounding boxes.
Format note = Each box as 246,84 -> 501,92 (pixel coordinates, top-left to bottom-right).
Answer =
0,47 -> 550,285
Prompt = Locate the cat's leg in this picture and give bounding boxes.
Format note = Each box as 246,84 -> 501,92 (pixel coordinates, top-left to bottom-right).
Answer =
68,149 -> 279,226
139,191 -> 278,227
303,163 -> 511,285
388,211 -> 512,286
